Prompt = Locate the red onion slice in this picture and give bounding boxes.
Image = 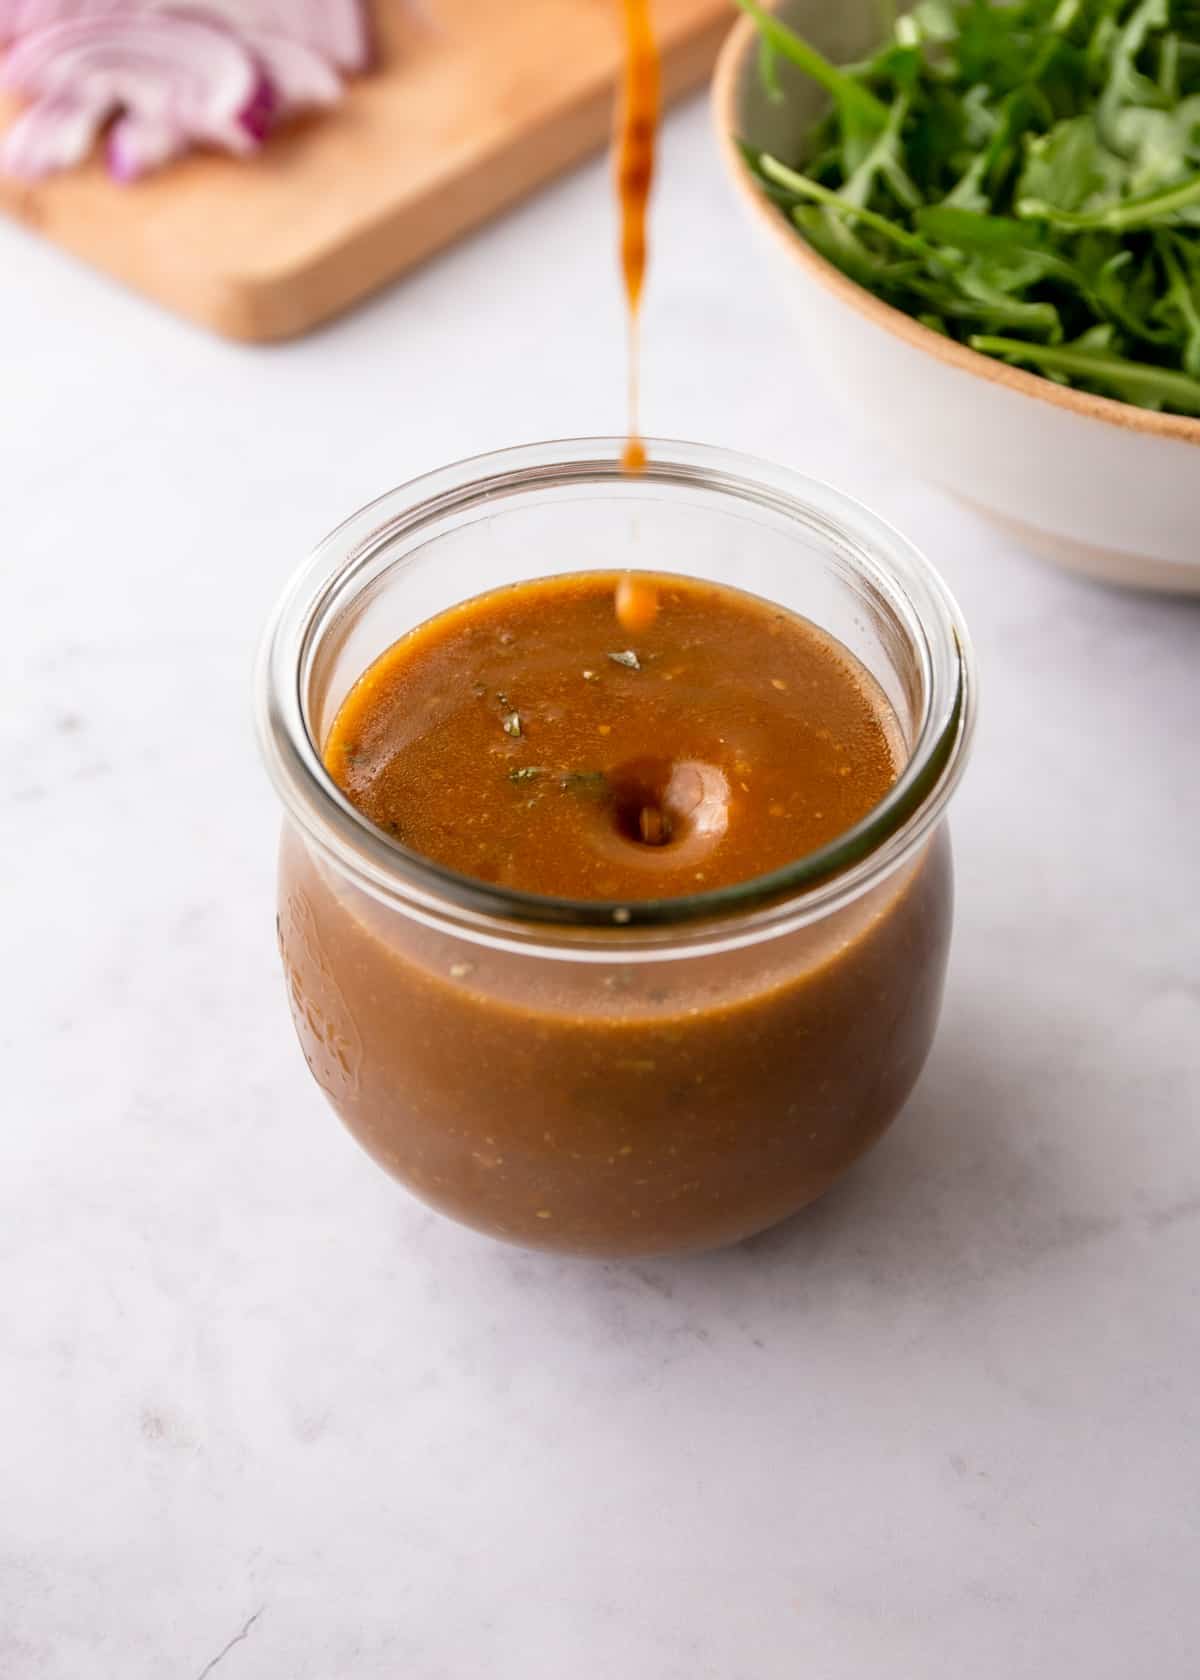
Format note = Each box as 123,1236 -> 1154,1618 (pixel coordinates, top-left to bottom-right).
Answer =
2,14 -> 269,160
187,2 -> 371,73
0,1 -> 371,70
1,85 -> 103,174
0,1 -> 370,179
105,105 -> 183,177
233,29 -> 341,115
0,1 -> 126,43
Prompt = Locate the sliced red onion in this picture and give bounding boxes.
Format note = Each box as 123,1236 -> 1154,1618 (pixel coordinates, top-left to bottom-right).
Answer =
105,105 -> 183,177
1,7 -> 344,114
2,14 -> 270,162
233,29 -> 341,115
237,63 -> 274,141
0,0 -> 370,180
184,2 -> 371,73
0,1 -> 125,43
1,85 -> 103,174
107,37 -> 316,181
313,0 -> 370,73
0,0 -> 371,70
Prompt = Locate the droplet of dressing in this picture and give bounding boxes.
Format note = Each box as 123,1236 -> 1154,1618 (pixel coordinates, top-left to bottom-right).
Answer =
615,574 -> 658,634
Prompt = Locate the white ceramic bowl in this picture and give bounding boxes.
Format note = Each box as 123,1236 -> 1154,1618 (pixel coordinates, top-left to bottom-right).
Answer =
713,0 -> 1200,593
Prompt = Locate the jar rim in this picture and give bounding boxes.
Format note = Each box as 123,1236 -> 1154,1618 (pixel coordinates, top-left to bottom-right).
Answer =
256,438 -> 976,959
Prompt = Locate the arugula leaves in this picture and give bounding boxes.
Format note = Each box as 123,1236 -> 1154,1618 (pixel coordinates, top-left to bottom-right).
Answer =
734,0 -> 1200,415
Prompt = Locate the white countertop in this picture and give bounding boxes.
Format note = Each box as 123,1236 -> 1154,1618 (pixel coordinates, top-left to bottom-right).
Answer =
4,96 -> 1199,1680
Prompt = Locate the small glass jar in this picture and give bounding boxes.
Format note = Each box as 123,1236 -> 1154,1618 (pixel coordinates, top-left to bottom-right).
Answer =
257,440 -> 975,1258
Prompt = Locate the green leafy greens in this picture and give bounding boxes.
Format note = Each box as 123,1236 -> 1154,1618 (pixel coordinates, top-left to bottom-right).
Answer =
735,0 -> 1200,415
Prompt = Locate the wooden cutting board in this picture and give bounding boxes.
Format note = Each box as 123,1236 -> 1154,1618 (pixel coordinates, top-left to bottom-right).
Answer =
0,0 -> 733,341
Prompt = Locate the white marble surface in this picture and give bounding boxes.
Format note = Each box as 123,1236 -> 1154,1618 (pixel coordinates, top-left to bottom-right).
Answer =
3,96 -> 1199,1680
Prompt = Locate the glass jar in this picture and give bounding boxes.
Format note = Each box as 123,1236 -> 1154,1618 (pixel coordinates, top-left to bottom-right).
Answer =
257,440 -> 975,1258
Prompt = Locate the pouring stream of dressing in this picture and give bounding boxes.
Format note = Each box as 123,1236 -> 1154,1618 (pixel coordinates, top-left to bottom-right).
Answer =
614,0 -> 661,640
615,0 -> 659,477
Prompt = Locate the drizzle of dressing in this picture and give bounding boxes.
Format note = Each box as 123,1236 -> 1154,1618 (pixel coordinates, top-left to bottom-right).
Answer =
614,0 -> 661,630
615,572 -> 659,633
615,0 -> 659,477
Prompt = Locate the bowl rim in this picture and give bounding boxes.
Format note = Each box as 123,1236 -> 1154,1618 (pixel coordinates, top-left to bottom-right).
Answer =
711,8 -> 1200,451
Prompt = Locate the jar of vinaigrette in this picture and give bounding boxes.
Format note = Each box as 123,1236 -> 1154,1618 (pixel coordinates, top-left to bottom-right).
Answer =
257,441 -> 976,1257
